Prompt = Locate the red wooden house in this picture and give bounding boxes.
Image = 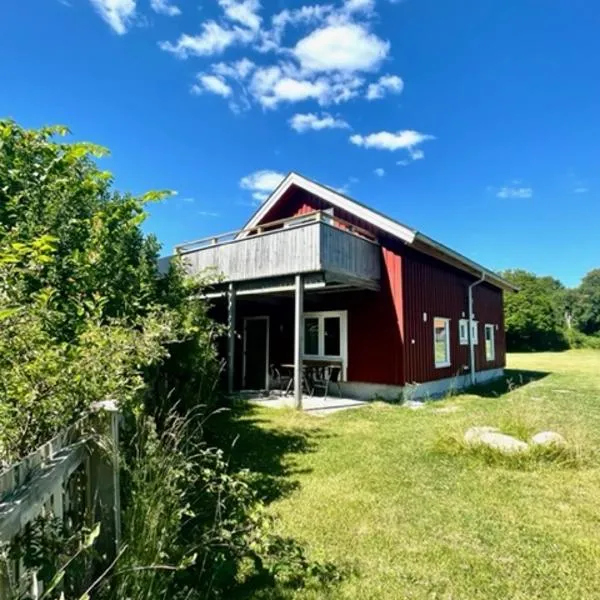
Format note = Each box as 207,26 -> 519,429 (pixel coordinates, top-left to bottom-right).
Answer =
175,172 -> 516,405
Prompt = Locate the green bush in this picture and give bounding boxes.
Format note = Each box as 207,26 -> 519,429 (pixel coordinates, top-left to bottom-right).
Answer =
565,328 -> 600,350
0,120 -> 340,599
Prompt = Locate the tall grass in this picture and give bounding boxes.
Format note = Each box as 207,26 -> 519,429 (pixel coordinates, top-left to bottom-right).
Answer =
91,406 -> 342,600
101,408 -> 203,599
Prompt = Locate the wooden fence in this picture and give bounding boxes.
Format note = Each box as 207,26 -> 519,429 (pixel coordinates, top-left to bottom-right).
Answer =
0,401 -> 121,599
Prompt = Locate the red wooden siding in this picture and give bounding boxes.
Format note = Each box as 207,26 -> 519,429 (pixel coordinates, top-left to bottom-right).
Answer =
402,247 -> 505,384
253,185 -> 506,387
260,187 -> 382,237
256,187 -> 405,385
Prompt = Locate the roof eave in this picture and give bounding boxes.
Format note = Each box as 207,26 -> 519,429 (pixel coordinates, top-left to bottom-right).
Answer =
239,172 -> 517,292
414,233 -> 519,292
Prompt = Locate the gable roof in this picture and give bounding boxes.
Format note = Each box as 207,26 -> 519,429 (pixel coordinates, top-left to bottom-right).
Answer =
242,172 -> 517,292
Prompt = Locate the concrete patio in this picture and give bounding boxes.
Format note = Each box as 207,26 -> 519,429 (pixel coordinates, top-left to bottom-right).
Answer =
243,392 -> 368,415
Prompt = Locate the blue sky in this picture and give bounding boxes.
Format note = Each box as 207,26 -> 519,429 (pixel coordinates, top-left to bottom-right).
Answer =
1,0 -> 599,287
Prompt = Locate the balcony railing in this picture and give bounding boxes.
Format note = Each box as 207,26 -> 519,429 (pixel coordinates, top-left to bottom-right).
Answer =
177,211 -> 381,288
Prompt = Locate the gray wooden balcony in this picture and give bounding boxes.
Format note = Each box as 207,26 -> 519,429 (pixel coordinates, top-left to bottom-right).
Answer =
176,212 -> 381,291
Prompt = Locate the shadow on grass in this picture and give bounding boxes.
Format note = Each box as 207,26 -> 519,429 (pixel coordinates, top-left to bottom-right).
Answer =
203,402 -> 346,599
465,368 -> 551,398
206,401 -> 330,504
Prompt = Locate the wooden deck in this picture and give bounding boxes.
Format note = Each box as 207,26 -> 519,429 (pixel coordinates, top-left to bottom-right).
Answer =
177,212 -> 381,289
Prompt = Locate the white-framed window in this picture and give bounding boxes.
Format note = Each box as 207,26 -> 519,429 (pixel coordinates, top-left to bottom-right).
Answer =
459,319 -> 469,345
433,317 -> 451,368
302,310 -> 348,375
485,324 -> 495,361
470,320 -> 479,345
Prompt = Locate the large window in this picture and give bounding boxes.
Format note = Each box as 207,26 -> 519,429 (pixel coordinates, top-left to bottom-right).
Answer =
485,324 -> 495,361
434,317 -> 451,368
303,311 -> 347,365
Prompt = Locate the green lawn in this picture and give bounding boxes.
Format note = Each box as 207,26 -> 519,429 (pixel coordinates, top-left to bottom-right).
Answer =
229,350 -> 600,599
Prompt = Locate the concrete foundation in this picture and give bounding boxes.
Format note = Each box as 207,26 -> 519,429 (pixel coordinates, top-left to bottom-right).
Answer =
338,368 -> 505,401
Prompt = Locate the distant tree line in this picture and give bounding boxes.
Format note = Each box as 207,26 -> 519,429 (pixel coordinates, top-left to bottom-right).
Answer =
501,269 -> 600,352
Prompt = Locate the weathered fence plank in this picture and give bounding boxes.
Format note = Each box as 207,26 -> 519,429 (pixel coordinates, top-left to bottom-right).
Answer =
0,403 -> 121,600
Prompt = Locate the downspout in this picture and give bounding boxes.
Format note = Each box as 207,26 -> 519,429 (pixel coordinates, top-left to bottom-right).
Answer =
468,273 -> 486,386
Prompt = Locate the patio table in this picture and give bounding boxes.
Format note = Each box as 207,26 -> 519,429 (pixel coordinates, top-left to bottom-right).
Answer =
280,361 -> 343,396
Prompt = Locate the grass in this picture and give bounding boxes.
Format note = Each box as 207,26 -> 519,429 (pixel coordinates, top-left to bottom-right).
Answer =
223,350 -> 600,599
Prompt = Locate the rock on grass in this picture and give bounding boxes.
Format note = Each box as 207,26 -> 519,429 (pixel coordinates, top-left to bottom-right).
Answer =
465,426 -> 529,454
530,431 -> 567,447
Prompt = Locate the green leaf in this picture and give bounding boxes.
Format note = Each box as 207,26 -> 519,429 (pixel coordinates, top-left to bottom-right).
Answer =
141,189 -> 176,203
83,523 -> 101,549
0,308 -> 18,321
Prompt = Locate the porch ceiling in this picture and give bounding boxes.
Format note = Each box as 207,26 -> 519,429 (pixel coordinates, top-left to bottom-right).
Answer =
203,271 -> 379,299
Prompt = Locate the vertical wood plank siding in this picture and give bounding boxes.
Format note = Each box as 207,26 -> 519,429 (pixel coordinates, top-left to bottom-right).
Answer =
320,224 -> 381,283
255,186 -> 505,387
182,223 -> 321,281
402,247 -> 506,384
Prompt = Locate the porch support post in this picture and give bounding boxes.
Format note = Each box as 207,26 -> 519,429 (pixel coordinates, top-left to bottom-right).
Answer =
293,274 -> 304,410
227,282 -> 236,394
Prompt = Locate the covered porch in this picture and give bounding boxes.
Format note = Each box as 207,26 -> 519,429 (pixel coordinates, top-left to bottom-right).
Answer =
177,210 -> 384,409
210,279 -> 376,409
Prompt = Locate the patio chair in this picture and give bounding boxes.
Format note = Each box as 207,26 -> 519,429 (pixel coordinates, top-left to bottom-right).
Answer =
309,365 -> 342,400
269,364 -> 284,396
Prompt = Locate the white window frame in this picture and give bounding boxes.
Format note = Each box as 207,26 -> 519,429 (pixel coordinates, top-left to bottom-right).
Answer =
433,317 -> 451,369
302,310 -> 348,379
484,324 -> 495,362
470,320 -> 479,345
459,319 -> 469,345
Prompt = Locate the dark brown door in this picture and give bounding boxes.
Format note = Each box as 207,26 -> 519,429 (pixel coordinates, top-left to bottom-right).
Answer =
244,317 -> 269,389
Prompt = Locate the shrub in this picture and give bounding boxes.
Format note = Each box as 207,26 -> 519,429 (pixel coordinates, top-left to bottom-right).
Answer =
96,409 -> 343,600
565,328 -> 600,350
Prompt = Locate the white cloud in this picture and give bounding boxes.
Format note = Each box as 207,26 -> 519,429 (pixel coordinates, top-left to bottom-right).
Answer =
366,74 -> 404,100
89,0 -> 136,34
294,23 -> 389,73
267,78 -> 329,107
150,0 -> 180,16
191,74 -> 233,98
573,186 -> 589,194
343,0 -> 375,14
159,21 -> 240,58
161,0 -> 404,115
273,4 -> 332,30
198,210 -> 220,217
289,112 -> 350,132
218,0 -> 261,31
160,0 -> 263,57
350,129 -> 434,153
496,186 -> 533,199
374,167 -> 385,177
260,4 -> 333,52
250,66 -> 330,108
240,169 -> 286,202
249,65 -> 364,108
410,148 -> 424,160
212,58 -> 255,80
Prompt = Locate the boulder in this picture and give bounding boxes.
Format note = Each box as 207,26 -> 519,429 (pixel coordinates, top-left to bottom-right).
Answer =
530,431 -> 566,447
465,426 -> 529,454
464,426 -> 499,443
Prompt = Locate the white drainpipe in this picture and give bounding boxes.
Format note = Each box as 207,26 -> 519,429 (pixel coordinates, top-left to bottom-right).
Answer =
468,273 -> 486,386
